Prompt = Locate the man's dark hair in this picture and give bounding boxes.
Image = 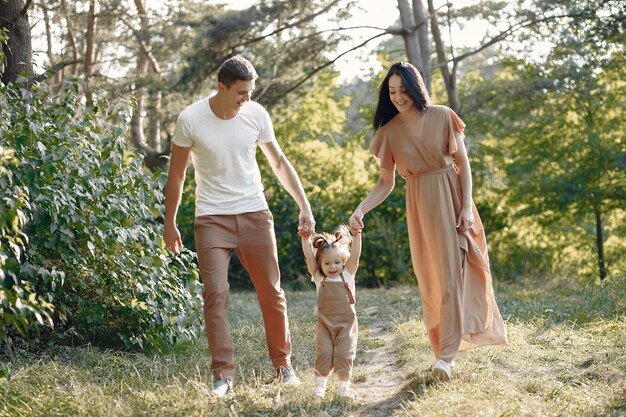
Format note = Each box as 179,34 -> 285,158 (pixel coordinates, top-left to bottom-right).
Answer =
217,55 -> 258,87
373,61 -> 431,129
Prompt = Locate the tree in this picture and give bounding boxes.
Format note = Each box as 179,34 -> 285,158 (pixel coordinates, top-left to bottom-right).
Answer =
464,48 -> 625,282
0,0 -> 33,84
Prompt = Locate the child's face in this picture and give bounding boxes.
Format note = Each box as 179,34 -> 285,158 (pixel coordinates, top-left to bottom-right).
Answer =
319,248 -> 345,278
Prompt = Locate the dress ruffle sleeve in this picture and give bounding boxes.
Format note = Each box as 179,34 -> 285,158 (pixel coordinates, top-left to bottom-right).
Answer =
369,129 -> 395,170
446,108 -> 466,155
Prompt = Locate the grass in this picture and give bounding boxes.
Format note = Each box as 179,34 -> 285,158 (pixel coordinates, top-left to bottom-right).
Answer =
1,276 -> 624,417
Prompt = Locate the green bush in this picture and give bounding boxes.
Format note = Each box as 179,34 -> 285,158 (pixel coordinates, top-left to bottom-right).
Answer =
0,146 -> 54,345
0,82 -> 203,349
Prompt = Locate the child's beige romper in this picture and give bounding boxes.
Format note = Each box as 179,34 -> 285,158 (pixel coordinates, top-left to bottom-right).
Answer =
314,270 -> 358,380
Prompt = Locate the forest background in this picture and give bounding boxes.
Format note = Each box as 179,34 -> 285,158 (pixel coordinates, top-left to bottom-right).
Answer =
0,0 -> 624,350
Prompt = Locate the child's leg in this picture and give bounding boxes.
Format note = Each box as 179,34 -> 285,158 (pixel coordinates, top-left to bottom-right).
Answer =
314,319 -> 333,378
332,316 -> 358,381
314,319 -> 333,398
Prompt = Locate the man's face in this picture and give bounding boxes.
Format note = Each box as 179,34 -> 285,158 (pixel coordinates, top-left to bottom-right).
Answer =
218,79 -> 255,111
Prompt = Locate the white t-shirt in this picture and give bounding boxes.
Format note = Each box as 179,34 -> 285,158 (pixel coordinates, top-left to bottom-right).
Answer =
173,98 -> 276,216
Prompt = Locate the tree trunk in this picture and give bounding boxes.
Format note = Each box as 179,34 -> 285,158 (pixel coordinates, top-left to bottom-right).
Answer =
0,0 -> 32,84
146,90 -> 162,152
60,0 -> 79,78
594,206 -> 607,281
427,0 -> 460,113
397,0 -> 424,75
40,0 -> 62,93
84,0 -> 97,107
129,0 -> 167,169
412,0 -> 430,90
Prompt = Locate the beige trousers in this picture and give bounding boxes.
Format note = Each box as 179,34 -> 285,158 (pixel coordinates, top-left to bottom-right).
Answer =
315,279 -> 358,380
194,209 -> 292,380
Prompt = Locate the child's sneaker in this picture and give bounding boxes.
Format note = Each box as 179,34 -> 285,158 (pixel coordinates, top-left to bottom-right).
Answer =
313,376 -> 327,398
277,366 -> 301,385
432,359 -> 451,382
211,378 -> 233,397
338,380 -> 357,400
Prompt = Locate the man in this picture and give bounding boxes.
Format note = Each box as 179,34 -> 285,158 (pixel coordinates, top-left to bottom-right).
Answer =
163,55 -> 315,397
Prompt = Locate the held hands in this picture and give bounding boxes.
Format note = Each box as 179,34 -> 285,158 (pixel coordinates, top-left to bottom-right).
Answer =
298,207 -> 316,238
456,206 -> 474,232
349,208 -> 364,235
164,223 -> 184,255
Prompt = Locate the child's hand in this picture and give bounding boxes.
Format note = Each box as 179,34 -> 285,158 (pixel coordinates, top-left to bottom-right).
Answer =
349,209 -> 364,235
298,209 -> 316,238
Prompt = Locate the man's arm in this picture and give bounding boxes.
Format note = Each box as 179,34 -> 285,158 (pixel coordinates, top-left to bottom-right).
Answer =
258,140 -> 315,237
163,144 -> 191,254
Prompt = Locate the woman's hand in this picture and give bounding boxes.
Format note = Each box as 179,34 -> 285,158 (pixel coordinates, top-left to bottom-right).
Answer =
456,206 -> 474,232
349,208 -> 365,235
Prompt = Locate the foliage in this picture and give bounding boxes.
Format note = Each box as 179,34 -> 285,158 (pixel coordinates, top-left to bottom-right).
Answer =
463,44 -> 626,281
0,82 -> 203,349
0,146 -> 54,345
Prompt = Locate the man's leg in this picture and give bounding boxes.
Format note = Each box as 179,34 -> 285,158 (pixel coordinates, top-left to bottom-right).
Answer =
195,215 -> 237,380
235,210 -> 292,369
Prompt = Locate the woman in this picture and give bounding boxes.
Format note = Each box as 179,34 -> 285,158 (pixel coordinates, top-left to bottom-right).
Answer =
349,62 -> 508,381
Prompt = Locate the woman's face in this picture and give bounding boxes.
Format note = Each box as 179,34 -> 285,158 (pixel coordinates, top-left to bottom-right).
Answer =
388,74 -> 413,113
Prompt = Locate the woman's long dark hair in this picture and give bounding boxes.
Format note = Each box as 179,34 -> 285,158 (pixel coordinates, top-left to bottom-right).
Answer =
373,61 -> 431,130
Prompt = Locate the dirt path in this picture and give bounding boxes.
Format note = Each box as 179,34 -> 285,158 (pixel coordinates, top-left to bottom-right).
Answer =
352,306 -> 412,416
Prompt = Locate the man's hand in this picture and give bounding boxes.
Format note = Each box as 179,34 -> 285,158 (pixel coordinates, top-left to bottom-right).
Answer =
297,207 -> 316,238
164,223 -> 183,254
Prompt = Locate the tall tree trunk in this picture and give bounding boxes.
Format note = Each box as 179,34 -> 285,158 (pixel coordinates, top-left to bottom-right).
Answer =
594,206 -> 607,281
412,0 -> 430,90
40,0 -> 62,93
60,0 -> 78,78
130,0 -> 167,169
84,0 -> 97,107
147,90 -> 162,152
0,0 -> 32,84
397,0 -> 424,76
427,0 -> 460,113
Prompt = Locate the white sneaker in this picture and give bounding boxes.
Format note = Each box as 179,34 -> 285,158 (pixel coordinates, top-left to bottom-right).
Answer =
338,380 -> 357,400
211,378 -> 233,397
277,366 -> 301,385
433,359 -> 451,382
313,376 -> 327,398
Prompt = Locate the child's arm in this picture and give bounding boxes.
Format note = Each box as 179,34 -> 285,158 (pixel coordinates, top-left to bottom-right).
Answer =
302,236 -> 319,278
345,231 -> 362,277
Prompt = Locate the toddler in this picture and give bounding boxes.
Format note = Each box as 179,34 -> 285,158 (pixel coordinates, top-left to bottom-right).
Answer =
302,225 -> 362,399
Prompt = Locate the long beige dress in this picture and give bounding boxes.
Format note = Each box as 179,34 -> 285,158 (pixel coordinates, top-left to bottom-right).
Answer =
370,105 -> 508,361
